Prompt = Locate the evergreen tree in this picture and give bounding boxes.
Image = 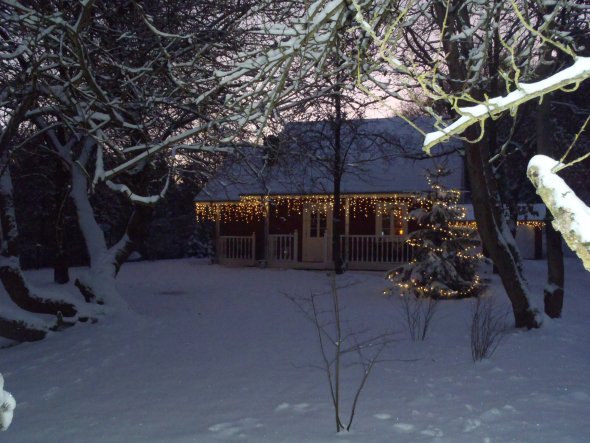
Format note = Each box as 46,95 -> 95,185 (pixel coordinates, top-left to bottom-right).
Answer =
389,167 -> 484,299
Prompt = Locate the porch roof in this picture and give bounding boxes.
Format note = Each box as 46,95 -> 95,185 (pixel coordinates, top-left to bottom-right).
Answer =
195,117 -> 464,203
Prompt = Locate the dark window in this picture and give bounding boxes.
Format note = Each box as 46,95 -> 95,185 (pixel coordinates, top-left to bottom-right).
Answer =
310,211 -> 327,238
382,211 -> 391,235
380,206 -> 405,236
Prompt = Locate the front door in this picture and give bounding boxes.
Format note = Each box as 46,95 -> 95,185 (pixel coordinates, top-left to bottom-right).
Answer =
302,206 -> 331,262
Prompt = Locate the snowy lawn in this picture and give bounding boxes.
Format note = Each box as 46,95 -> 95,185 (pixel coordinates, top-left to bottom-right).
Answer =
1,258 -> 589,442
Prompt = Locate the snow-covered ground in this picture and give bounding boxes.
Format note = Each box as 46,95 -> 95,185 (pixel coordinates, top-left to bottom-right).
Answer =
1,258 -> 589,442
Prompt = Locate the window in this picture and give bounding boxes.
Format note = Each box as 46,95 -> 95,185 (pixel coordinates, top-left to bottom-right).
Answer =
377,205 -> 407,237
310,211 -> 327,238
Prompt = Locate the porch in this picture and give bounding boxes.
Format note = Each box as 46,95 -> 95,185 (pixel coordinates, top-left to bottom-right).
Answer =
215,232 -> 413,270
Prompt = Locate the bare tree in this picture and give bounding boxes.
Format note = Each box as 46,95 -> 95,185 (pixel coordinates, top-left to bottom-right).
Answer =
285,274 -> 393,432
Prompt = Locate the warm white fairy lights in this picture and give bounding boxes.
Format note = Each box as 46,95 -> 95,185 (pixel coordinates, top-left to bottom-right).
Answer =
449,220 -> 545,230
194,193 -> 418,223
389,169 -> 486,299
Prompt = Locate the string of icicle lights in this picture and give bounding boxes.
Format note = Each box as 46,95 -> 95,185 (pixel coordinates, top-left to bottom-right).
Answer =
449,220 -> 546,229
195,194 -> 546,228
194,194 -> 419,223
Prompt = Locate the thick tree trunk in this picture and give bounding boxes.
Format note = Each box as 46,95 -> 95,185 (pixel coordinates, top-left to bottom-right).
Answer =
544,221 -> 564,317
0,317 -> 46,342
53,249 -> 69,285
464,128 -> 541,328
113,204 -> 153,275
75,205 -> 152,304
0,157 -> 77,318
0,263 -> 76,317
536,97 -> 565,318
431,5 -> 541,328
69,143 -> 116,305
70,146 -> 152,305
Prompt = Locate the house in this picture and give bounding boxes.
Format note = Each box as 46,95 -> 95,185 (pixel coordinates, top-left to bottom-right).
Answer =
194,117 -> 544,270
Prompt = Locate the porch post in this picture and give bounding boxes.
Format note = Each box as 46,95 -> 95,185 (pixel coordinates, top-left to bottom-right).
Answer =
344,197 -> 350,237
344,197 -> 350,264
214,207 -> 221,263
293,229 -> 298,262
323,233 -> 329,265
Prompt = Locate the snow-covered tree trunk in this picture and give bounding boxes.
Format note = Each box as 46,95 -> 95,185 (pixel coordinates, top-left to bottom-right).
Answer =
69,140 -> 128,309
0,152 -> 77,318
38,123 -> 152,310
536,97 -> 565,318
464,130 -> 541,327
0,314 -> 47,342
425,2 -> 542,328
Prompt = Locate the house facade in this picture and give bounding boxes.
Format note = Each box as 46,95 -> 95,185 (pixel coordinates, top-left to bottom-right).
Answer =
194,117 -> 544,270
196,193 -> 423,270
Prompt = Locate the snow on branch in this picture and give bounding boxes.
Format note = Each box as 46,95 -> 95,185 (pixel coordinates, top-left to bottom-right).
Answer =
527,155 -> 590,272
423,57 -> 590,153
105,174 -> 170,206
217,0 -> 350,132
420,54 -> 590,271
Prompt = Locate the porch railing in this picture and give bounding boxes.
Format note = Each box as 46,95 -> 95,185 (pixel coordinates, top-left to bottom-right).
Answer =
217,234 -> 256,263
340,235 -> 413,266
268,231 -> 298,263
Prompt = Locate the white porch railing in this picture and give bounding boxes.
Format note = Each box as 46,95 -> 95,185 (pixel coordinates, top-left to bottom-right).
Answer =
217,234 -> 256,264
340,235 -> 413,266
268,231 -> 298,263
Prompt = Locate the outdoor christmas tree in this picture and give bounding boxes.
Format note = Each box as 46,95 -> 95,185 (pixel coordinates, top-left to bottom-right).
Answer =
389,167 -> 484,299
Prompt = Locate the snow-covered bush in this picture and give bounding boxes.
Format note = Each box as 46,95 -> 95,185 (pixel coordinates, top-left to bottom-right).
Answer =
0,374 -> 15,431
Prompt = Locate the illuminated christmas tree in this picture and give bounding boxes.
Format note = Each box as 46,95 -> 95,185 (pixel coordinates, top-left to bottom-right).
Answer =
389,167 -> 484,299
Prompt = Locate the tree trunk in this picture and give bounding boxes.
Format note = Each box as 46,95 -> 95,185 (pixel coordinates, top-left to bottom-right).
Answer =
0,317 -> 46,342
54,249 -> 69,285
113,204 -> 153,275
53,159 -> 70,284
544,221 -> 564,317
75,204 -> 152,304
0,156 -> 77,317
536,97 -> 564,317
430,4 -> 541,328
70,144 -> 152,306
332,91 -> 344,274
69,143 -> 114,305
464,127 -> 541,328
0,263 -> 76,317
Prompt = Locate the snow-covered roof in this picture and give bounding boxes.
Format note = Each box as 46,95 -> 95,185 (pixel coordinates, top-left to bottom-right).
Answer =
195,117 -> 464,202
